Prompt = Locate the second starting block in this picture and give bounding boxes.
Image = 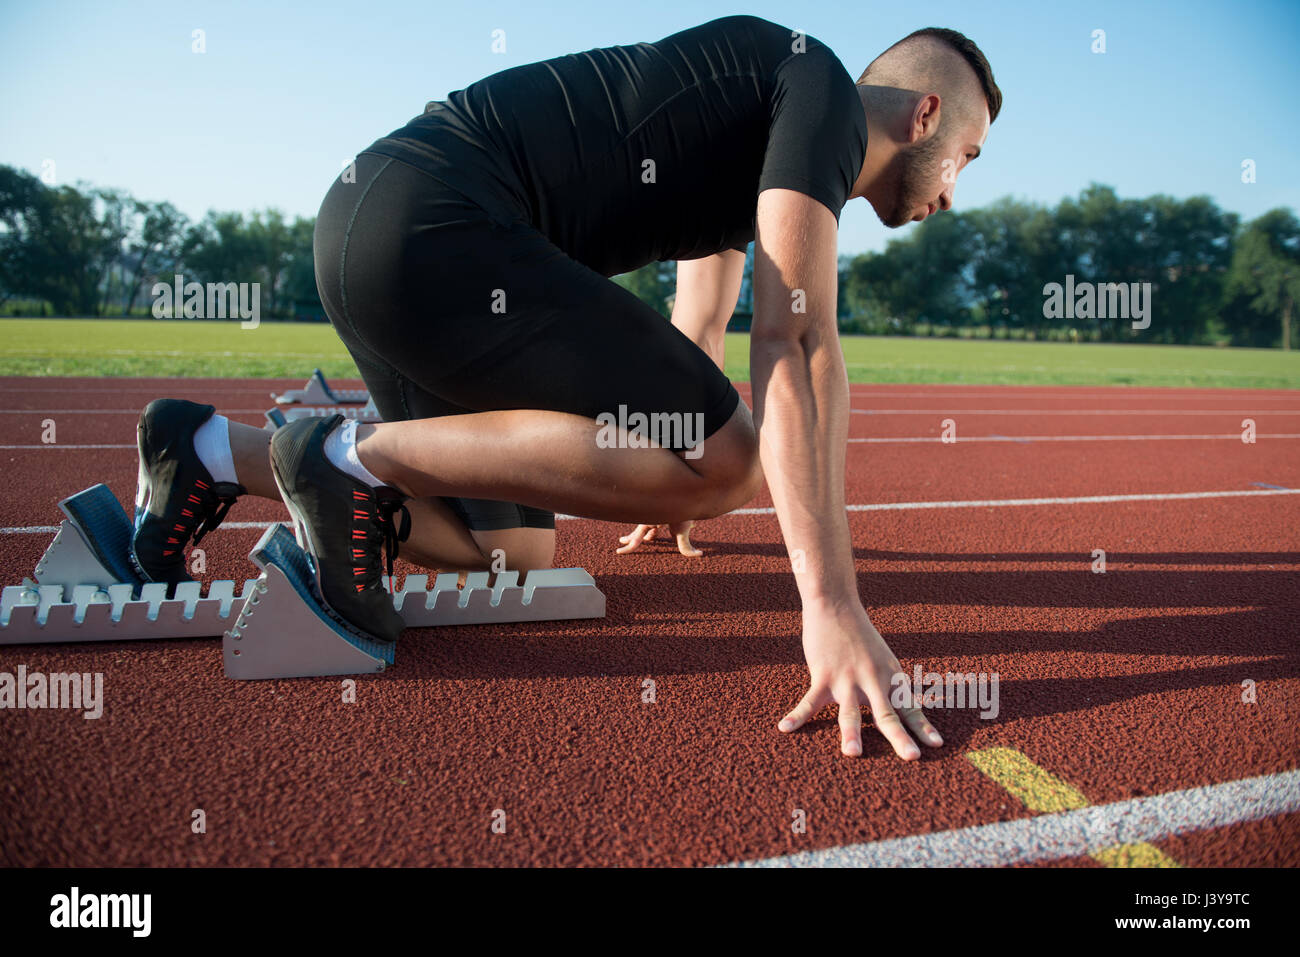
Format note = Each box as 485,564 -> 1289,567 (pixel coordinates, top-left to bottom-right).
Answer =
1,484 -> 606,680
264,395 -> 380,431
272,369 -> 370,406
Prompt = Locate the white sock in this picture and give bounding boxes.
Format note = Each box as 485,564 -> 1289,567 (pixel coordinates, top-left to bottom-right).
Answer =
324,419 -> 385,487
192,414 -> 238,484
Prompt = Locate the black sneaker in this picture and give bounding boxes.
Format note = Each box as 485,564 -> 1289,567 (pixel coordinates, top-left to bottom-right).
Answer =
268,414 -> 410,645
131,399 -> 246,586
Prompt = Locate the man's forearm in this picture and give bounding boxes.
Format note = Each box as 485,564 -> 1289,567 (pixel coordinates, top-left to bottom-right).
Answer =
671,309 -> 726,370
750,327 -> 856,607
672,250 -> 744,371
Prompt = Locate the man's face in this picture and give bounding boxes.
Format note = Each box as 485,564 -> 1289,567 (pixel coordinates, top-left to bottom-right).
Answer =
875,107 -> 989,228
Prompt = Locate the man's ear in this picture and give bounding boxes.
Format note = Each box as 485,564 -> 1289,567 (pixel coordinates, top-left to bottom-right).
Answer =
909,93 -> 942,143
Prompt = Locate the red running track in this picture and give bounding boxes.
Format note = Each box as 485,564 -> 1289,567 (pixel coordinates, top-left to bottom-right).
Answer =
0,377 -> 1297,866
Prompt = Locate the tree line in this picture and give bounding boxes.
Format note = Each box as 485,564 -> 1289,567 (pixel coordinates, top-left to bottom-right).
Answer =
621,185 -> 1297,349
0,165 -> 317,320
1,164 -> 1295,347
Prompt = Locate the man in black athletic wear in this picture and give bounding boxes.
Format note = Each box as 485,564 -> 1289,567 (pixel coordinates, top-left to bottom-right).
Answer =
131,16 -> 1000,760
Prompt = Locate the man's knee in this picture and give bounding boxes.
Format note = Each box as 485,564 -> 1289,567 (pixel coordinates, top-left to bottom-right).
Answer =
700,451 -> 762,517
693,404 -> 762,517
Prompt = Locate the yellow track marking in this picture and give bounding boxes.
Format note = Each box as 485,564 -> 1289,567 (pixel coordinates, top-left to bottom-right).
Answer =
968,747 -> 1181,868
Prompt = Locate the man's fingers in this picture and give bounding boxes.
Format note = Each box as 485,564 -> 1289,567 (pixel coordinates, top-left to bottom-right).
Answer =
778,685 -> 830,733
615,525 -> 652,554
853,681 -> 942,750
861,682 -> 922,760
897,705 -> 944,748
675,529 -> 702,557
835,689 -> 864,757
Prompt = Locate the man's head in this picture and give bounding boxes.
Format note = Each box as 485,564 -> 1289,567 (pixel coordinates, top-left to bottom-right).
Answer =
853,28 -> 1001,227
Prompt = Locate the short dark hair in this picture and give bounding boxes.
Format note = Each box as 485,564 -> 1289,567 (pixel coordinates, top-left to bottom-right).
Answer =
861,27 -> 1002,124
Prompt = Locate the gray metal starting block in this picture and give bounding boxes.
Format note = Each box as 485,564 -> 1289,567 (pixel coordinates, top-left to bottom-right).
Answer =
225,526 -> 605,679
223,524 -> 396,679
386,567 -> 605,627
272,369 -> 370,406
264,395 -> 380,430
0,484 -> 259,644
1,483 -> 606,681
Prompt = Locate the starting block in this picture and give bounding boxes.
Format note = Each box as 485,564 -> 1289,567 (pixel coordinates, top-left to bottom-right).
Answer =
1,483 -> 606,681
385,566 -> 605,627
224,528 -> 604,679
264,395 -> 380,430
0,484 -> 259,644
223,524 -> 396,679
272,369 -> 370,406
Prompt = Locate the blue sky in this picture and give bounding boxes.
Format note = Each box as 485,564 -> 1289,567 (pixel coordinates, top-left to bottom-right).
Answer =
2,0 -> 1297,255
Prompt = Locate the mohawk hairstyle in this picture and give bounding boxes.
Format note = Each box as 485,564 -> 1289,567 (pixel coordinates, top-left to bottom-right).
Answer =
860,27 -> 1002,123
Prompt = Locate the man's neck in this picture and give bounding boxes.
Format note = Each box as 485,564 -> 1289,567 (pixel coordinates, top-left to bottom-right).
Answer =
849,84 -> 905,202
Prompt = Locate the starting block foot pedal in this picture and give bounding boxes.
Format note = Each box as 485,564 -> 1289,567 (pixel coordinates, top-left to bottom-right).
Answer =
223,524 -> 395,679
272,369 -> 370,406
268,395 -> 381,427
35,483 -> 145,592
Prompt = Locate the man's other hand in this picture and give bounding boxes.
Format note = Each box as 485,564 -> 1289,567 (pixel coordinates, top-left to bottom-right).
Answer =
615,521 -> 702,557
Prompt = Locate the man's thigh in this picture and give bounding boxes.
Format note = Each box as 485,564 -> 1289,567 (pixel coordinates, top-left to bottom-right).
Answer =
327,155 -> 743,520
388,218 -> 741,449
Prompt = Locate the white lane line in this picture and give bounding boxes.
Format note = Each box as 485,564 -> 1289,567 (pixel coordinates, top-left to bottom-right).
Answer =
3,407 -> 1295,419
2,406 -> 1295,418
1,383 -> 1289,394
0,386 -> 306,393
5,435 -> 1298,452
837,389 -> 1300,400
4,349 -> 339,359
727,768 -> 1300,868
4,487 -> 1297,535
852,408 -> 1300,415
0,521 -> 282,535
847,433 -> 1300,444
728,488 -> 1300,515
8,436 -> 1297,451
840,365 -> 1288,378
0,409 -> 267,415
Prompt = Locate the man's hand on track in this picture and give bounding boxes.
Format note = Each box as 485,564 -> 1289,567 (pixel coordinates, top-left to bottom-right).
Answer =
615,521 -> 702,557
779,600 -> 944,760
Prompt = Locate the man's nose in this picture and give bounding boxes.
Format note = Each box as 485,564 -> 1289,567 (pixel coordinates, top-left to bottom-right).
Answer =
938,184 -> 954,211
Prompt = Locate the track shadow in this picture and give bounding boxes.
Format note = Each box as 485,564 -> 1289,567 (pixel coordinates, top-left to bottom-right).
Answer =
698,541 -> 1300,567
394,601 -> 1296,680
574,566 -> 1300,613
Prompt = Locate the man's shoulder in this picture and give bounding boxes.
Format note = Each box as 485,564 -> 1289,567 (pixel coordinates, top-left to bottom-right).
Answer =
654,16 -> 851,86
695,15 -> 842,56
700,14 -> 790,34
658,15 -> 796,51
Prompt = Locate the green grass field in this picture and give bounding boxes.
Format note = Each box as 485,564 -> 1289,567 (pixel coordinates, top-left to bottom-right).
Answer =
1,319 -> 1296,389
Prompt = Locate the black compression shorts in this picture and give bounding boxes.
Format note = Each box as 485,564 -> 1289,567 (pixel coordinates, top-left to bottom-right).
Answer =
312,151 -> 741,532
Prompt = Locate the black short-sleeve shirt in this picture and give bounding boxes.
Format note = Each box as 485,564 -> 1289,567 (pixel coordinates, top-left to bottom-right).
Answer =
364,15 -> 868,277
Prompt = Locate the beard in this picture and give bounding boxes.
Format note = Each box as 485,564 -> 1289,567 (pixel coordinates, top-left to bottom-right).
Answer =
875,133 -> 947,228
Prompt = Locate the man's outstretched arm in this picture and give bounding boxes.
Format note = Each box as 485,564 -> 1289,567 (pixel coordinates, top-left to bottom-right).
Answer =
750,188 -> 943,760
